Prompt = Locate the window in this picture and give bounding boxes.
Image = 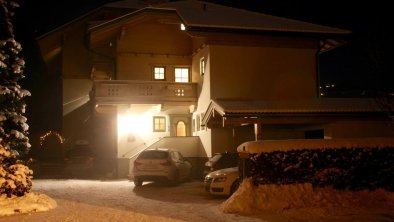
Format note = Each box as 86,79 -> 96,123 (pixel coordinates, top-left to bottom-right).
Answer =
196,115 -> 200,131
153,116 -> 166,132
153,67 -> 165,80
175,67 -> 189,83
200,57 -> 205,75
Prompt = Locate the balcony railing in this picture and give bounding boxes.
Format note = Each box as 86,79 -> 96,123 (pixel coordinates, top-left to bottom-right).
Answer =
93,80 -> 198,105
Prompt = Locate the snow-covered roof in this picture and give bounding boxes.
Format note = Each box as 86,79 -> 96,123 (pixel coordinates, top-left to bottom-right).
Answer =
91,0 -> 350,36
156,1 -> 350,35
237,138 -> 394,154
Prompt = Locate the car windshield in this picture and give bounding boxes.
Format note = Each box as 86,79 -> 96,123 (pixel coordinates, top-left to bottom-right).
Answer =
138,151 -> 169,159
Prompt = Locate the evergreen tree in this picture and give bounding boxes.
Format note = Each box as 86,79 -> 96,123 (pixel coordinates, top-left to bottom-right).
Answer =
0,0 -> 32,197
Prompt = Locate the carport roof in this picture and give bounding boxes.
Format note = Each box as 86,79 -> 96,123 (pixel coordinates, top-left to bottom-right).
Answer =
201,98 -> 383,126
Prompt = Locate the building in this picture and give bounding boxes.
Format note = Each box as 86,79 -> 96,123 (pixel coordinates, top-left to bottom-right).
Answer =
36,0 -> 394,178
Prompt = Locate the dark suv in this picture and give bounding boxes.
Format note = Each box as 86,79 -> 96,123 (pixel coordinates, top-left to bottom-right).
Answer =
204,152 -> 239,176
63,145 -> 96,178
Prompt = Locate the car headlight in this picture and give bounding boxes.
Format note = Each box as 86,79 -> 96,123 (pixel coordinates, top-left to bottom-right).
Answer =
213,176 -> 227,183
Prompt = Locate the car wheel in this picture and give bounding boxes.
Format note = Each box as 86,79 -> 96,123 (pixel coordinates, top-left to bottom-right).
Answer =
230,180 -> 240,195
134,177 -> 143,187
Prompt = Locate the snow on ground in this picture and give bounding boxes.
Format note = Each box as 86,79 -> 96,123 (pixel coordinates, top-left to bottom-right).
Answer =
0,192 -> 56,216
1,179 -> 394,222
223,178 -> 394,221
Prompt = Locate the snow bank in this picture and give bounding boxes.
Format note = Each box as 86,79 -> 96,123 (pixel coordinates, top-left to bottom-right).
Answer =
0,192 -> 56,216
222,178 -> 394,214
237,137 -> 394,153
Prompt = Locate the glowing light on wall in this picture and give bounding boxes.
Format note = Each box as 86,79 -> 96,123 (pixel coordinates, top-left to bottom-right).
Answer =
117,110 -> 152,138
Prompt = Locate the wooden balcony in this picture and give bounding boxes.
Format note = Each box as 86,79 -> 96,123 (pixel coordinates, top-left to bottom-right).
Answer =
93,80 -> 198,106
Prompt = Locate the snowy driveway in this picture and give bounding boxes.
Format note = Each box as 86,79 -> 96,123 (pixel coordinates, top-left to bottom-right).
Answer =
1,179 -> 393,222
0,179 -> 261,222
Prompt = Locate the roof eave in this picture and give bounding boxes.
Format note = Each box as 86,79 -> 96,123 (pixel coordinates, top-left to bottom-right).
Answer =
186,25 -> 351,38
88,7 -> 180,33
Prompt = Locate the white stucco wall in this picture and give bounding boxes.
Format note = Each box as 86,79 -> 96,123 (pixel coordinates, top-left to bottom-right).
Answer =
192,46 -> 213,156
209,45 -> 318,101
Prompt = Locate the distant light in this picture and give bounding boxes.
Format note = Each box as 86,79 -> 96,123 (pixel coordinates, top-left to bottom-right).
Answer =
180,23 -> 186,31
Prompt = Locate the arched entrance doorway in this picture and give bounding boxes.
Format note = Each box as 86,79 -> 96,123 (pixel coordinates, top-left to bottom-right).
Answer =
176,121 -> 186,137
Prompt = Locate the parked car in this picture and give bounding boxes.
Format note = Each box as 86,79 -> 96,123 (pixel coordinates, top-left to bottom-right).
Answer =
204,167 -> 240,196
132,148 -> 192,186
63,145 -> 96,178
204,152 -> 239,176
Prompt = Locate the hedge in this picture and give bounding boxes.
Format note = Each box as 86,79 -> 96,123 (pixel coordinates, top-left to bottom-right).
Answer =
247,147 -> 394,191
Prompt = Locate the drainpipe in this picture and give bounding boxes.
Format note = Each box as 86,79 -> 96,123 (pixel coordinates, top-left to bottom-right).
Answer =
316,39 -> 327,98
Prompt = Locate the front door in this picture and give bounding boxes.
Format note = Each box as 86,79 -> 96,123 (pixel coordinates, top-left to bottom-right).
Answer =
169,114 -> 191,136
176,121 -> 186,136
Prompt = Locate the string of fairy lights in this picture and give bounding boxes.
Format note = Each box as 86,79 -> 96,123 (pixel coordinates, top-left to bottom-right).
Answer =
39,130 -> 64,146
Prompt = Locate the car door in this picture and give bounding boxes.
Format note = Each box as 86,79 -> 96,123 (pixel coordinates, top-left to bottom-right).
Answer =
173,151 -> 190,179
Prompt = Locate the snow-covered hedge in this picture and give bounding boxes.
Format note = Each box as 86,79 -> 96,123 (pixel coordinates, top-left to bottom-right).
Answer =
248,146 -> 394,191
0,144 -> 33,197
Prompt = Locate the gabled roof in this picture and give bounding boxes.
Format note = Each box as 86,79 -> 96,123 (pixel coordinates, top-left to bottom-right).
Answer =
202,98 -> 382,126
90,0 -> 350,36
157,1 -> 350,35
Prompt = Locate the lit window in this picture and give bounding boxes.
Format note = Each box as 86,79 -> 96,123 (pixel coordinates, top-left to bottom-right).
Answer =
200,57 -> 205,75
175,68 -> 189,83
153,116 -> 166,132
154,67 -> 165,80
